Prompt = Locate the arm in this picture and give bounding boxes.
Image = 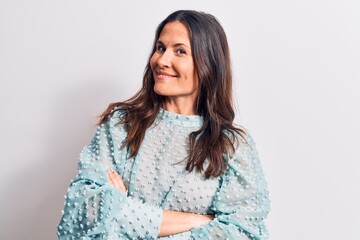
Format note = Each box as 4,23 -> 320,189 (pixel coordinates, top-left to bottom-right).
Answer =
108,169 -> 214,237
160,210 -> 213,236
57,112 -> 163,239
190,131 -> 270,240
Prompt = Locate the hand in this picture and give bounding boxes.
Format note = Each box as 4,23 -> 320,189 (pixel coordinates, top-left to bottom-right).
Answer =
159,210 -> 214,236
192,214 -> 214,228
107,170 -> 127,193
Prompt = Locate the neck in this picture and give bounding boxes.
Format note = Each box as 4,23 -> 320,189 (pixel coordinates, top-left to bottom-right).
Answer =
163,97 -> 197,115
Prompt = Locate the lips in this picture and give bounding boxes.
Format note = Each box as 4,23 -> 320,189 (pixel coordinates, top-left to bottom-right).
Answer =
156,70 -> 178,78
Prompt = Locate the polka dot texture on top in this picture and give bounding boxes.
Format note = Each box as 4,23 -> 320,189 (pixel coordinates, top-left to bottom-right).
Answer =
57,108 -> 270,239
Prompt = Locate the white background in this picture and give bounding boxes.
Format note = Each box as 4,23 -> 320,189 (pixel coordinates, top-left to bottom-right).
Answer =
1,0 -> 359,239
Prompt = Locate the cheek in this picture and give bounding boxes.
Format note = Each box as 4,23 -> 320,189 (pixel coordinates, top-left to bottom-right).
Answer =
183,62 -> 197,81
176,61 -> 193,77
188,64 -> 199,90
150,53 -> 157,70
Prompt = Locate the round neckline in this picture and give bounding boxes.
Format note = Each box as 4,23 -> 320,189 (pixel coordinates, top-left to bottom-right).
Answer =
156,108 -> 203,127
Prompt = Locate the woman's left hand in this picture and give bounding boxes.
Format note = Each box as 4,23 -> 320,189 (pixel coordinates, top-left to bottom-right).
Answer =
107,170 -> 127,193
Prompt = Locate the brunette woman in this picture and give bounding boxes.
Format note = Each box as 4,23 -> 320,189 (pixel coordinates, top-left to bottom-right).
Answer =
58,10 -> 270,239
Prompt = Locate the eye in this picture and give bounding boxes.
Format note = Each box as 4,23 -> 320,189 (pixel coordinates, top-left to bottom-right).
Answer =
176,48 -> 186,55
156,44 -> 165,53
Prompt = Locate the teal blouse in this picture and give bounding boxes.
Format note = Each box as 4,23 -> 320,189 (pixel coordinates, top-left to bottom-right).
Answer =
57,108 -> 270,239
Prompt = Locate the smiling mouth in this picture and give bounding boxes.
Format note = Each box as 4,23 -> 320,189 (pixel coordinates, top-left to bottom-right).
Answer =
156,71 -> 178,78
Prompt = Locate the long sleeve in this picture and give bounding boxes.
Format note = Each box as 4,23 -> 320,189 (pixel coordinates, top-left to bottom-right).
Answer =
190,131 -> 270,240
57,112 -> 163,240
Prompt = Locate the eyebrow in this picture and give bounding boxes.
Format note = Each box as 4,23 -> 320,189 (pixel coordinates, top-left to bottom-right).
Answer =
157,40 -> 191,49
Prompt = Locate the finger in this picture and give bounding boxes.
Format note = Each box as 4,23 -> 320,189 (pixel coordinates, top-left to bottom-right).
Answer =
111,171 -> 127,191
108,170 -> 126,192
107,170 -> 118,186
107,173 -> 116,187
107,172 -> 117,188
108,171 -> 121,189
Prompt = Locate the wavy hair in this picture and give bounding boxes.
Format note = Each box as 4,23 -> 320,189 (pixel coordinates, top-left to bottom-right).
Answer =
99,10 -> 246,178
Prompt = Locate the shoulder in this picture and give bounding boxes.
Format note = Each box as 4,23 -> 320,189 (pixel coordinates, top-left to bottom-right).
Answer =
227,127 -> 261,171
224,125 -> 256,153
235,127 -> 257,152
96,107 -> 127,140
98,106 -> 125,128
108,107 -> 124,126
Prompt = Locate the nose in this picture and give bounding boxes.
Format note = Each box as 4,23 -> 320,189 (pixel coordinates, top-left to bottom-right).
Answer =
156,49 -> 172,68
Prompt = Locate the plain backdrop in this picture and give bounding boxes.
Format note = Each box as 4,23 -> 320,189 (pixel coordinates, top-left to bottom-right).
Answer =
1,0 -> 359,239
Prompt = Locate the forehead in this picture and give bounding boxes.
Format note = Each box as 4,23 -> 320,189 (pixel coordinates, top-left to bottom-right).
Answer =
158,21 -> 191,44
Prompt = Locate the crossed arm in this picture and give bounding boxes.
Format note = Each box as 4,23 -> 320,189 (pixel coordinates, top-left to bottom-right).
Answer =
58,116 -> 269,239
107,170 -> 214,237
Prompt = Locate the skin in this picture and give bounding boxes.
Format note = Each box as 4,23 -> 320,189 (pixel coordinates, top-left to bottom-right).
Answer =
108,21 -> 214,236
150,21 -> 199,115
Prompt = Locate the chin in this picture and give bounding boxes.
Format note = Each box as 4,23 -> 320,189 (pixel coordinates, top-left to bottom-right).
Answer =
153,86 -> 170,97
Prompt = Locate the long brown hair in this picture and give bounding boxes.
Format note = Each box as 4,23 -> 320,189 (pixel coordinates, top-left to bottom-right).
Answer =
99,10 -> 247,178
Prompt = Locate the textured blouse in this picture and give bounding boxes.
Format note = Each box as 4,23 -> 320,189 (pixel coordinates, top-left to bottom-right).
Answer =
57,108 -> 270,239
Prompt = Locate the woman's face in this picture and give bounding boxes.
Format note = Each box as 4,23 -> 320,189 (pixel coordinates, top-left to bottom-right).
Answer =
150,21 -> 199,105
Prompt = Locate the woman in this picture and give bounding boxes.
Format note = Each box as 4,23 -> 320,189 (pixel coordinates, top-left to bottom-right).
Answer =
58,10 -> 270,239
